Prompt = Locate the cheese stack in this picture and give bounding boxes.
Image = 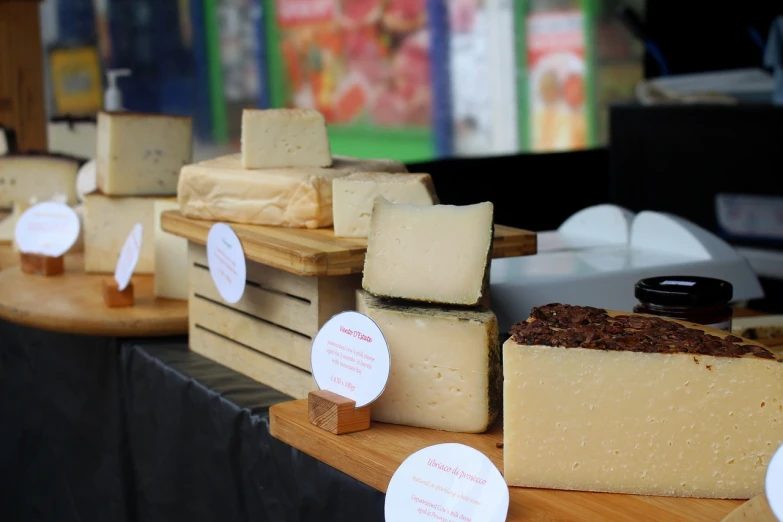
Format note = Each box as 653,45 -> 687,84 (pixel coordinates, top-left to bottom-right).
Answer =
358,197 -> 501,433
84,111 -> 193,300
177,108 -> 409,229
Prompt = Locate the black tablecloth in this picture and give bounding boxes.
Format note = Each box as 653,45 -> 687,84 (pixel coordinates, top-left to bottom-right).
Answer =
0,319 -> 385,522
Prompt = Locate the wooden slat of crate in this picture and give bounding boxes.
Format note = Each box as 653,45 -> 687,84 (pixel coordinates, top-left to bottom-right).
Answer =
190,326 -> 316,399
190,296 -> 311,371
188,242 -> 362,393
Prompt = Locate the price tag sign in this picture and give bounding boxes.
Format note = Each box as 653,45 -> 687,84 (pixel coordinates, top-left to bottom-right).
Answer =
207,223 -> 246,304
114,223 -> 143,291
310,311 -> 390,407
385,443 -> 509,522
15,202 -> 81,257
767,442 -> 783,520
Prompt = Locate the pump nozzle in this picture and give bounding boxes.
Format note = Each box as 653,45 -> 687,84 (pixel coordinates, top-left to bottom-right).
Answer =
105,69 -> 132,111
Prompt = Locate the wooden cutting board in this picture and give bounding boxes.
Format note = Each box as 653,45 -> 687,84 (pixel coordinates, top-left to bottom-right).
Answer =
0,253 -> 187,336
160,211 -> 537,277
269,400 -> 743,521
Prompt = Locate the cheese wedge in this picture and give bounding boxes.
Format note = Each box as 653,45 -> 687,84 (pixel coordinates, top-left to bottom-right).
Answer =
84,194 -> 176,273
0,154 -> 81,208
153,199 -> 188,300
504,304 -> 783,499
177,154 -> 408,228
362,198 -> 494,305
332,172 -> 438,238
242,108 -> 331,169
357,290 -> 500,433
97,111 -> 193,196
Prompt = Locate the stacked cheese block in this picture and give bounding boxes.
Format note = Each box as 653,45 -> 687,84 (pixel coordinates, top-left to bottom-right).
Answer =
358,197 -> 501,433
177,108 -> 413,229
503,303 -> 783,499
84,111 -> 192,299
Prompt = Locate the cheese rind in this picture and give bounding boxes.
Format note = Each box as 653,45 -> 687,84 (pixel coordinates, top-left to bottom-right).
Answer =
357,290 -> 500,433
503,316 -> 783,499
332,172 -> 438,238
177,154 -> 408,228
0,155 -> 80,207
242,108 -> 331,169
362,198 -> 494,305
96,111 -> 193,196
153,200 -> 188,300
84,194 -> 175,274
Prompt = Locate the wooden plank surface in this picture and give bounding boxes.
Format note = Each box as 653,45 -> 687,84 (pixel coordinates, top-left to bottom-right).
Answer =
269,400 -> 742,521
161,211 -> 537,276
0,252 -> 187,336
0,0 -> 46,151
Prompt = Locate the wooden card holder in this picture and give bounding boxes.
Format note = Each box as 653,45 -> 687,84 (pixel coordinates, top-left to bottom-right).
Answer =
308,389 -> 371,435
20,252 -> 64,276
102,278 -> 134,308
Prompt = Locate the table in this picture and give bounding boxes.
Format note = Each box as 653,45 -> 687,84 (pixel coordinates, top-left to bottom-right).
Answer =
0,320 -> 385,522
0,252 -> 187,336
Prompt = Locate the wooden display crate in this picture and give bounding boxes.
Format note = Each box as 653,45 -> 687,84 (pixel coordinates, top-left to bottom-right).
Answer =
188,243 -> 359,398
164,211 -> 537,398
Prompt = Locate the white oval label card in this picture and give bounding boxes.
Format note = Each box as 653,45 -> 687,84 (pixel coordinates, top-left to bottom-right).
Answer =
310,311 -> 390,408
15,202 -> 80,257
206,223 -> 246,304
114,223 -> 143,291
767,442 -> 783,520
385,443 -> 509,522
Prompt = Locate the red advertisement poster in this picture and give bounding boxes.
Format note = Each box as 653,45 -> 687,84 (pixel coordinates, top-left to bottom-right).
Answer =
526,9 -> 588,151
274,0 -> 432,127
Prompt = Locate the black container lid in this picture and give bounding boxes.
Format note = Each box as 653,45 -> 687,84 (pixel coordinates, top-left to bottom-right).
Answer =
635,276 -> 733,307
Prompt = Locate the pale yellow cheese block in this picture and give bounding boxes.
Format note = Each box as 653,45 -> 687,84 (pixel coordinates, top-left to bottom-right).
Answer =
177,154 -> 407,228
362,198 -> 493,305
241,108 -> 331,169
332,172 -> 438,238
504,312 -> 783,499
153,199 -> 188,300
84,194 -> 176,274
357,290 -> 500,433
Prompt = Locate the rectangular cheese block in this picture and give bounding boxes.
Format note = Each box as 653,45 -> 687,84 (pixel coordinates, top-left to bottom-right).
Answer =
504,304 -> 783,499
153,199 -> 188,300
96,111 -> 193,196
178,154 -> 408,228
242,108 -> 331,169
84,194 -> 175,273
357,290 -> 500,433
362,198 -> 494,305
332,172 -> 438,238
0,154 -> 81,208
48,117 -> 97,159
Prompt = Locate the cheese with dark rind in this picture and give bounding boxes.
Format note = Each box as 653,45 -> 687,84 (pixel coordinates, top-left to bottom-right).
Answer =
357,290 -> 501,433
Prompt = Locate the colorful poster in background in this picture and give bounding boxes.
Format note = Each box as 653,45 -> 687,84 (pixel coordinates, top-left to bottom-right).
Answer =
49,46 -> 104,116
525,9 -> 588,152
275,0 -> 431,127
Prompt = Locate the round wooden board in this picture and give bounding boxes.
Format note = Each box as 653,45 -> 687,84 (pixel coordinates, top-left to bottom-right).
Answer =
0,252 -> 188,337
0,243 -> 16,271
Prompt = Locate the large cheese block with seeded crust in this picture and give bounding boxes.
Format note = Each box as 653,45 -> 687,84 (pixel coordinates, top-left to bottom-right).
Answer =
504,304 -> 783,499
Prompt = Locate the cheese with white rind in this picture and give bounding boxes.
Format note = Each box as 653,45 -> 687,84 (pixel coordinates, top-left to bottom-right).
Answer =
332,172 -> 438,238
357,290 -> 500,433
0,155 -> 81,208
154,199 -> 188,300
84,194 -> 176,274
504,306 -> 783,499
177,154 -> 408,228
242,108 -> 331,169
362,198 -> 494,305
96,111 -> 193,196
